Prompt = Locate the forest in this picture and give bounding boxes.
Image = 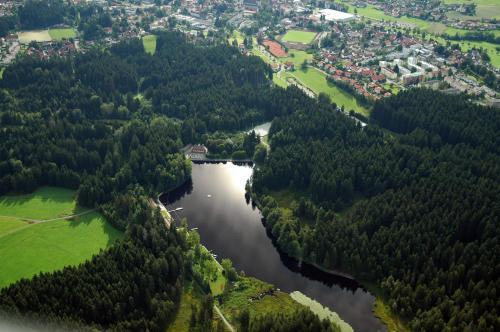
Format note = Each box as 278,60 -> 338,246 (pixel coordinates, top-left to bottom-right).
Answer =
252,89 -> 500,331
0,32 -> 335,331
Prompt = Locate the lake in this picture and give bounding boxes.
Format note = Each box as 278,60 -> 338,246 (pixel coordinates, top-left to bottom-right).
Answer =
162,163 -> 386,332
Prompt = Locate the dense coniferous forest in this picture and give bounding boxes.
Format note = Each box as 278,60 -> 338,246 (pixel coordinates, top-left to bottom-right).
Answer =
0,32 -> 335,331
252,89 -> 500,331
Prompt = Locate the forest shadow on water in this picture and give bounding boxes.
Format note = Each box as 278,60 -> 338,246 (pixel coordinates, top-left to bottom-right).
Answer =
161,162 -> 386,332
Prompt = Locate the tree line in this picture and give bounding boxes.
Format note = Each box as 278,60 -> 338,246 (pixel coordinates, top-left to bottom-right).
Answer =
252,89 -> 500,331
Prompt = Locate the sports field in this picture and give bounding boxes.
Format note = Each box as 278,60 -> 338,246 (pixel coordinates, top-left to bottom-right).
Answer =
18,30 -> 52,43
0,187 -> 122,289
49,28 -> 76,40
282,30 -> 317,44
143,35 -> 157,55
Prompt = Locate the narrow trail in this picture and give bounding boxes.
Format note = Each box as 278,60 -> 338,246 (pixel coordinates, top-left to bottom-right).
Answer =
214,304 -> 235,332
0,209 -> 96,239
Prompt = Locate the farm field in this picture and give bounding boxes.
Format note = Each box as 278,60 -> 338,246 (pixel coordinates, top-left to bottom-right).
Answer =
48,28 -> 76,40
143,35 -> 157,55
0,67 -> 4,79
282,30 -> 317,44
18,30 -> 51,43
0,187 -> 122,289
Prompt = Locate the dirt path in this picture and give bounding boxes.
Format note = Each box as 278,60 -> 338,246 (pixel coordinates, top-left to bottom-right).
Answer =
0,209 -> 96,239
214,304 -> 235,332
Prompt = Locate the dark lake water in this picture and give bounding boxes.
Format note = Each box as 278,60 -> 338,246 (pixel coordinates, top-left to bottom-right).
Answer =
162,163 -> 386,332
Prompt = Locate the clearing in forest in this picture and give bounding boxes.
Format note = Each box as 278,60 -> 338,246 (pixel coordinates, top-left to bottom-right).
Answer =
0,187 -> 122,289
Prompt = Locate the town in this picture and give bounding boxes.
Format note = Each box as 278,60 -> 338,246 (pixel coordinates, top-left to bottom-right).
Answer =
1,0 -> 499,110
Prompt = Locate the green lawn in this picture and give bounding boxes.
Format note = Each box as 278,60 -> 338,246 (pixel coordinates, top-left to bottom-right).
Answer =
443,0 -> 500,19
48,28 -> 76,40
0,217 -> 29,236
282,30 -> 317,44
0,187 -> 122,289
287,68 -> 369,116
143,35 -> 157,55
0,186 -> 79,221
0,211 -> 122,289
282,49 -> 314,67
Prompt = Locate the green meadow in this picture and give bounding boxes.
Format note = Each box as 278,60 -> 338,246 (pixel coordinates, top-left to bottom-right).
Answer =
0,186 -> 77,221
48,28 -> 76,40
0,187 -> 122,289
282,30 -> 317,44
286,67 -> 369,116
443,0 -> 500,19
143,35 -> 157,55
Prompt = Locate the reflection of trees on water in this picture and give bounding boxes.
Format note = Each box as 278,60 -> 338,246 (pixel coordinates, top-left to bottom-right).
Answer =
261,217 -> 361,293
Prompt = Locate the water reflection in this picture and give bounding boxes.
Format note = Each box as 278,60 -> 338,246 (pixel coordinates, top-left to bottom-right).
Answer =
161,163 -> 386,332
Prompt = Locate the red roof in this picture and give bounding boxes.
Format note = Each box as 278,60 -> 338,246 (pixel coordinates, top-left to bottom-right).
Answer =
263,40 -> 287,58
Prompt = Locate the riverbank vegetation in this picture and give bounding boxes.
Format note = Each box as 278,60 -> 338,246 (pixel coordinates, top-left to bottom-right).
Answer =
252,89 -> 499,331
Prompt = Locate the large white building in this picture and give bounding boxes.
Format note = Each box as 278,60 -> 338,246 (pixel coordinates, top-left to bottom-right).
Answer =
313,9 -> 356,22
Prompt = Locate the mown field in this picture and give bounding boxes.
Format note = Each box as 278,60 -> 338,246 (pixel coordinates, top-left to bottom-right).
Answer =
282,30 -> 317,44
143,35 -> 157,55
49,28 -> 76,40
286,68 -> 369,116
18,28 -> 76,43
0,187 -> 122,289
18,30 -> 52,43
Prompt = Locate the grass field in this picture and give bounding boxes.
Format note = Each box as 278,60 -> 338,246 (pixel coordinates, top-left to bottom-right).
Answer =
48,28 -> 76,40
18,30 -> 52,44
0,187 -> 78,221
143,35 -> 157,55
287,68 -> 369,116
0,67 -> 4,79
0,187 -> 122,289
282,30 -> 317,44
